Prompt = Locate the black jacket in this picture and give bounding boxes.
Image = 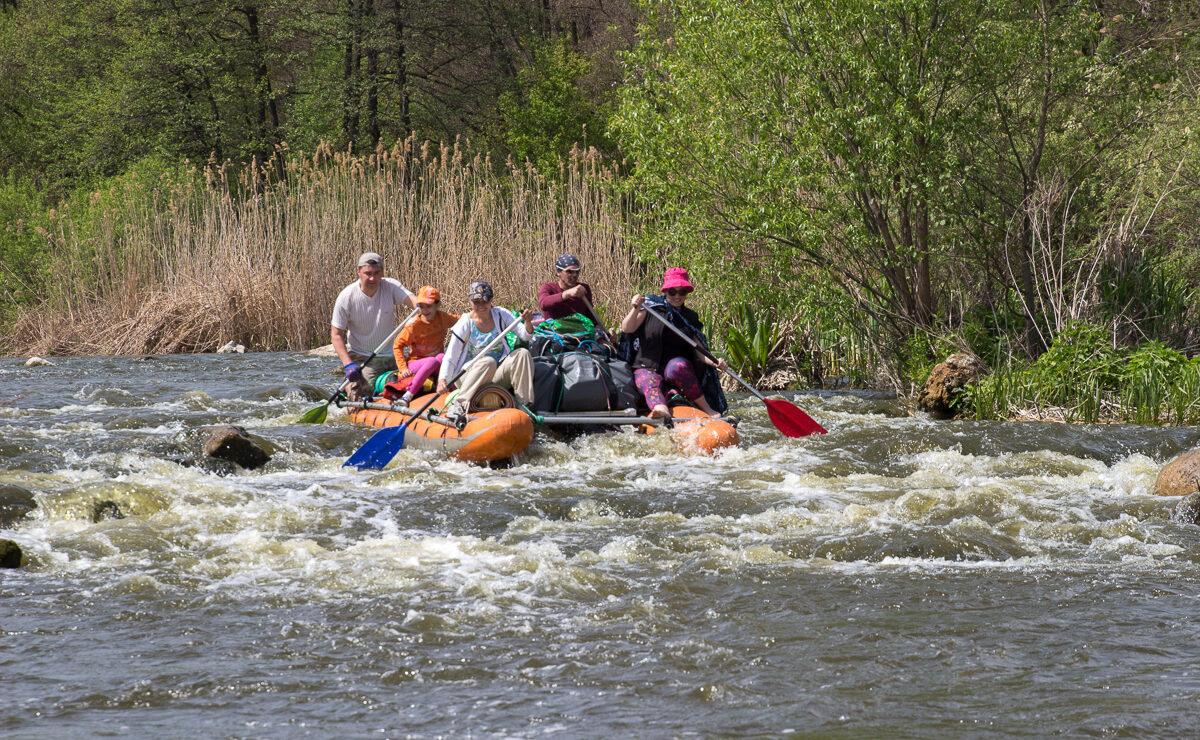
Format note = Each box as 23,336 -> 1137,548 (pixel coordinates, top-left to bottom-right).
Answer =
621,296 -> 728,414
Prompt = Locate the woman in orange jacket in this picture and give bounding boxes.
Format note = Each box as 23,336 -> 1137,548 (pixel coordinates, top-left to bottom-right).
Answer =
391,286 -> 458,405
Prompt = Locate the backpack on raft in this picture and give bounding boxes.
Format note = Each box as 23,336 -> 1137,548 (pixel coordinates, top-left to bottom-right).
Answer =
531,339 -> 639,413
510,312 -> 596,354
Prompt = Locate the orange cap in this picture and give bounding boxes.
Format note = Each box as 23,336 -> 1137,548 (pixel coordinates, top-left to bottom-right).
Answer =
416,285 -> 440,304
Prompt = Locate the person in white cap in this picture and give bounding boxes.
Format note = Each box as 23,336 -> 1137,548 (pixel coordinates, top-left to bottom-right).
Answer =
330,251 -> 416,399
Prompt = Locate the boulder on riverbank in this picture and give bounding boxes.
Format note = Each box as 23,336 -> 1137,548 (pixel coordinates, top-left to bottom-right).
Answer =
917,353 -> 987,419
0,484 -> 37,528
200,425 -> 274,470
0,538 -> 23,568
1154,449 -> 1200,497
217,341 -> 246,354
24,356 -> 55,367
308,344 -> 338,357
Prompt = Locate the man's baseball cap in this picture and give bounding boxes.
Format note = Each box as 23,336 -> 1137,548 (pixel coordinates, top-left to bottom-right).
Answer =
356,252 -> 384,267
555,253 -> 581,271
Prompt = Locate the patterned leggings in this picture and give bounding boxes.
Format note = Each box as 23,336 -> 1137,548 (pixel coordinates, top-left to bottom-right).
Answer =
634,357 -> 704,409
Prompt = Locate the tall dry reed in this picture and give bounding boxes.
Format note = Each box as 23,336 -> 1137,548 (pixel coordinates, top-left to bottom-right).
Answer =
9,139 -> 642,355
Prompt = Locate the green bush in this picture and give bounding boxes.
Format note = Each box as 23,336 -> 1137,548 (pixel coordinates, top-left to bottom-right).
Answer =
0,174 -> 51,323
498,38 -> 613,173
1027,323 -> 1122,421
1120,340 -> 1187,425
722,303 -> 786,382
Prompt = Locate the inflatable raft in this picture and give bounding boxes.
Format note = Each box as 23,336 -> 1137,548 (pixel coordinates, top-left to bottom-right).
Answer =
343,391 -> 534,463
343,385 -> 738,461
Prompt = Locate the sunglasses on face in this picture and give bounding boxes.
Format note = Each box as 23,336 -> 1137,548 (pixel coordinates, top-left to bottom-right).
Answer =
470,298 -> 490,305
664,288 -> 689,296
561,268 -> 581,275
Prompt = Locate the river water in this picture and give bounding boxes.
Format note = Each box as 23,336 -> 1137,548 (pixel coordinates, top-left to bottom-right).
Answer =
3,352 -> 1200,736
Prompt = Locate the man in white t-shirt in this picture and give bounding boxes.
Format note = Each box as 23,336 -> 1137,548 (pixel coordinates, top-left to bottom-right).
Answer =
331,251 -> 416,398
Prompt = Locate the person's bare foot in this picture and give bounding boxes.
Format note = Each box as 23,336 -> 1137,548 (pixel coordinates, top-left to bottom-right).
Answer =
649,404 -> 671,419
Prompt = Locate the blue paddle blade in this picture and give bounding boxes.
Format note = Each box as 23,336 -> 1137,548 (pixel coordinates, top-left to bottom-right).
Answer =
344,425 -> 406,470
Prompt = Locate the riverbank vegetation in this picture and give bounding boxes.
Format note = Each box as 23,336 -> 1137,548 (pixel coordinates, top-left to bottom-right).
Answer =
4,142 -> 635,355
2,1 -> 1198,423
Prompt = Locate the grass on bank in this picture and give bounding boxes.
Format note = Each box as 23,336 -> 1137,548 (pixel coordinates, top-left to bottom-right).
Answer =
2,140 -> 639,356
964,324 -> 1200,425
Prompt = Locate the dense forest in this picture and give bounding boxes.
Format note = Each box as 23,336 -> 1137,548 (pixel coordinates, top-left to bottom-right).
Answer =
1,0 -> 1199,420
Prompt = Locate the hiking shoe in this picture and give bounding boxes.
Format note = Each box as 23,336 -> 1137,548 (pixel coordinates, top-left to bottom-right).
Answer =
399,391 -> 414,405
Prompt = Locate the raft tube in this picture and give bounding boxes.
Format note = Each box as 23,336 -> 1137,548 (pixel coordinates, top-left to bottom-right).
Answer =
641,405 -> 739,455
345,392 -> 533,463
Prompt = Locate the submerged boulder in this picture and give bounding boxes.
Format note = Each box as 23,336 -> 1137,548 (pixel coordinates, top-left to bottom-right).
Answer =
0,485 -> 37,528
307,343 -> 338,357
200,425 -> 273,470
91,500 -> 126,522
24,356 -> 55,367
0,538 -> 23,568
917,353 -> 987,419
1171,493 -> 1200,525
1154,449 -> 1200,497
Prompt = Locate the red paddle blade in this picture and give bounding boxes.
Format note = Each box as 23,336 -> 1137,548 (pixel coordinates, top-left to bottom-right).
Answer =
764,398 -> 827,437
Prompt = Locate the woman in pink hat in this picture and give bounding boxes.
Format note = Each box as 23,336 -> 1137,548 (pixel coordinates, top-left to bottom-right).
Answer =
619,267 -> 728,419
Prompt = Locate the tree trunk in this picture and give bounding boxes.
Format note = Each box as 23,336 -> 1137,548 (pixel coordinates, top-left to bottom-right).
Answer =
390,0 -> 411,139
365,0 -> 380,146
241,3 -> 280,181
342,0 -> 362,148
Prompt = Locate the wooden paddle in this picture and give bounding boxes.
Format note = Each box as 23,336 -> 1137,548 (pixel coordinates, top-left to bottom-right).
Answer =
344,311 -> 527,470
642,303 -> 827,437
298,308 -> 420,424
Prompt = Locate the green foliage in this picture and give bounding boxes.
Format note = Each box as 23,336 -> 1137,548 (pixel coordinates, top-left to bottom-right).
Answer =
1120,341 -> 1188,425
965,328 -> 1200,426
721,303 -> 785,383
498,38 -> 613,172
0,173 -> 50,321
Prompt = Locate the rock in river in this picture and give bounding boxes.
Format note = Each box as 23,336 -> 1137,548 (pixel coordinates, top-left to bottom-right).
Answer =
1172,493 -> 1200,525
0,538 -> 23,568
92,500 -> 126,522
917,353 -> 987,419
200,425 -> 274,470
0,484 -> 37,528
1155,449 -> 1200,497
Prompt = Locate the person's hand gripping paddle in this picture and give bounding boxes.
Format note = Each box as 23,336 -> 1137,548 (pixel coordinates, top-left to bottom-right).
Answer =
298,308 -> 420,424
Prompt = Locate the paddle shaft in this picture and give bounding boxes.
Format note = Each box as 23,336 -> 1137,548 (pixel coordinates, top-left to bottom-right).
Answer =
641,304 -> 765,400
579,295 -> 617,349
397,311 -> 527,430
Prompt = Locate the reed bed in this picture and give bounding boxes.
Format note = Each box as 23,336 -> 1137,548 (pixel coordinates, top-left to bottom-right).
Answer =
8,139 -> 640,355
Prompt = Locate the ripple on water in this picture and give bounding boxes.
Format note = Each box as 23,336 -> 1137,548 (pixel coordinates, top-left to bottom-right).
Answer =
6,356 -> 1200,734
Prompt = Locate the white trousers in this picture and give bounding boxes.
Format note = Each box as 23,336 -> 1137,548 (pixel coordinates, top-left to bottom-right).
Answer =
452,348 -> 534,410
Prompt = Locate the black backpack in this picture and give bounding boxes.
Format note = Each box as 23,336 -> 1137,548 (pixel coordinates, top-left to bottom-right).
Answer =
531,340 -> 639,413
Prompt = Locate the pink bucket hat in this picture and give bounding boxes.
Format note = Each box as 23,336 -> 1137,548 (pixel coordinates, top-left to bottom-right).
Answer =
661,267 -> 695,293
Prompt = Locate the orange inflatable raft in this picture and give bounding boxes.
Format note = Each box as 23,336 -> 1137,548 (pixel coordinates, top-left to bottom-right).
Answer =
345,392 -> 534,463
640,405 -> 740,455
345,387 -> 738,460
534,404 -> 739,455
